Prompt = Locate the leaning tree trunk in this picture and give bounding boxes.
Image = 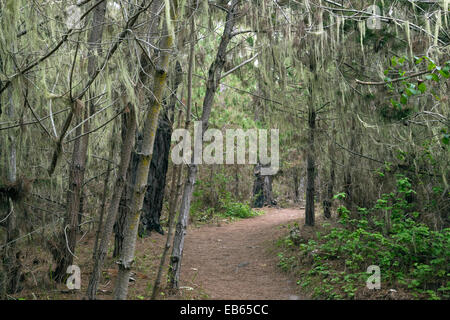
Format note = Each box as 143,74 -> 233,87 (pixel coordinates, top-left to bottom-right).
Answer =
140,61 -> 182,237
151,109 -> 184,300
167,0 -> 239,290
114,0 -> 163,255
153,20 -> 194,297
86,106 -> 136,300
113,8 -> 175,299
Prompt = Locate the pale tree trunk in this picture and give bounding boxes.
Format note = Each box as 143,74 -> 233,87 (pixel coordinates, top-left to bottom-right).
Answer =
141,61 -> 182,236
86,106 -> 136,300
153,17 -> 195,296
113,7 -> 175,299
149,59 -> 184,299
168,0 -> 240,290
151,109 -> 184,300
114,0 -> 163,256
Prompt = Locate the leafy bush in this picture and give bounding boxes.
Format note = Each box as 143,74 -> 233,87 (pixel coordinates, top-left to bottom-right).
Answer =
221,200 -> 258,219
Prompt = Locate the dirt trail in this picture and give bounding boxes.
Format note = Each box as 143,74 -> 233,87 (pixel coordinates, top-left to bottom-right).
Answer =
178,207 -> 305,300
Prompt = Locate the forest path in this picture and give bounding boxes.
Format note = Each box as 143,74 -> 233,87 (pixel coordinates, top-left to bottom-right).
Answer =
178,207 -> 305,300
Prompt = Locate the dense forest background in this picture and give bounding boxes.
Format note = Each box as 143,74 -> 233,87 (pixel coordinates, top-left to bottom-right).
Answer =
0,0 -> 448,300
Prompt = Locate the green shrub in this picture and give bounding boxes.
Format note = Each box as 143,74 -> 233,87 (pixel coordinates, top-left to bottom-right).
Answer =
285,175 -> 450,299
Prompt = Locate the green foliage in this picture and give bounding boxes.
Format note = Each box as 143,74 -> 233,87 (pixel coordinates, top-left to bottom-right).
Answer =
220,199 -> 258,219
190,170 -> 258,221
278,176 -> 450,299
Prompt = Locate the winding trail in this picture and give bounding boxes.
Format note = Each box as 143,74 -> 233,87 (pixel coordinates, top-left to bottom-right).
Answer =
178,207 -> 305,300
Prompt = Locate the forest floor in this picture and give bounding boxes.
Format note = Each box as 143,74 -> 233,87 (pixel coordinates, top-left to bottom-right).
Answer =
16,207 -> 307,300
173,207 -> 306,300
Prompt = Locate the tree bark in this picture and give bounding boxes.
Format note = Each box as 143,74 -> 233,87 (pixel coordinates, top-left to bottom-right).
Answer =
52,100 -> 85,282
1,91 -> 22,294
167,0 -> 240,290
151,109 -> 184,300
323,126 -> 336,219
305,98 -> 316,226
141,61 -> 182,236
86,106 -> 136,300
113,7 -> 175,299
78,0 -> 107,233
252,164 -> 275,208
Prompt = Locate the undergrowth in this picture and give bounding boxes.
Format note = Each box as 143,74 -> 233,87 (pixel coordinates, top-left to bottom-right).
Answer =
277,175 -> 450,300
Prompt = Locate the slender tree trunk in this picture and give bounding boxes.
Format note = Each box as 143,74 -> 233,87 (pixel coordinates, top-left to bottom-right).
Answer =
167,0 -> 239,290
114,138 -> 139,258
344,116 -> 355,214
86,106 -> 136,299
323,126 -> 336,219
52,100 -> 85,282
293,168 -> 300,203
151,110 -> 184,300
78,0 -> 107,234
305,99 -> 316,226
113,9 -> 175,299
159,18 -> 194,294
93,120 -> 118,258
114,0 -> 163,255
234,165 -> 240,200
52,1 -> 107,281
1,89 -> 22,294
141,61 -> 182,236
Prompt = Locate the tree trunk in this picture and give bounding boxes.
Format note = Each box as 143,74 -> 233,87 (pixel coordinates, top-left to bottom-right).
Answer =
141,62 -> 182,236
344,116 -> 356,213
151,109 -> 184,300
293,168 -> 300,203
86,106 -> 136,300
1,87 -> 22,295
114,136 -> 139,258
52,1 -> 107,282
323,127 -> 336,219
52,100 -> 85,282
252,164 -> 275,208
167,0 -> 239,290
78,0 -> 107,234
305,103 -> 316,226
113,9 -> 175,300
93,120 -> 118,258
